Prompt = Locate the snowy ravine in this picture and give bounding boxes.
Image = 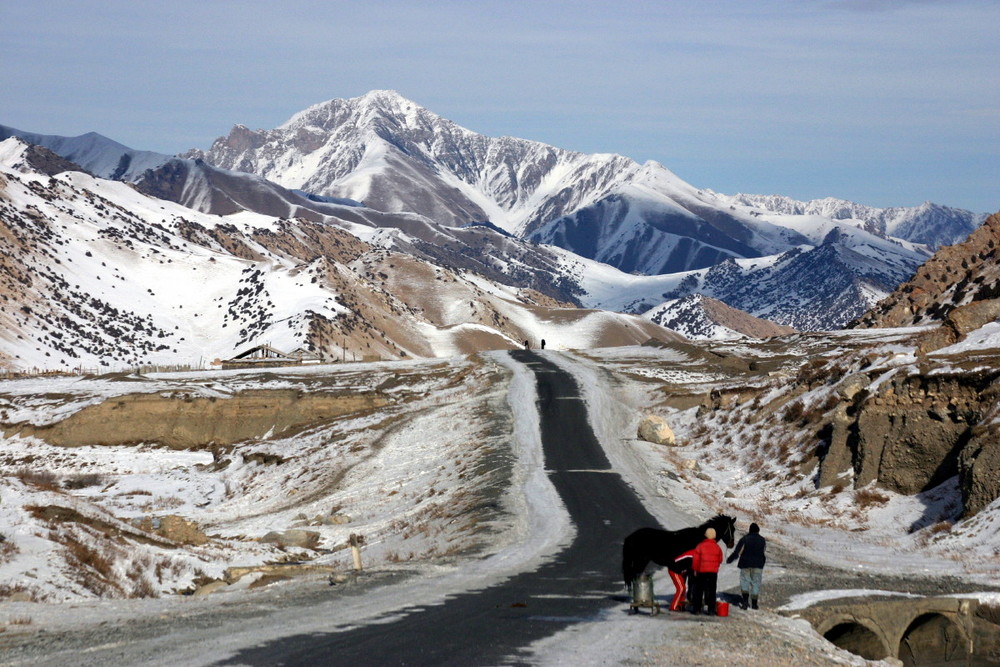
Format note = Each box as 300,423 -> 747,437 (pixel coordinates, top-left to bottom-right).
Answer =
1,344 -> 998,665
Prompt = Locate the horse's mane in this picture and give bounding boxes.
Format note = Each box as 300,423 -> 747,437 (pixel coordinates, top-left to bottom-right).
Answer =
698,514 -> 732,529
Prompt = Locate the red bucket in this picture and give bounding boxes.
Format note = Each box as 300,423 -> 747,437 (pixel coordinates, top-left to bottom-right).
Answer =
716,601 -> 729,617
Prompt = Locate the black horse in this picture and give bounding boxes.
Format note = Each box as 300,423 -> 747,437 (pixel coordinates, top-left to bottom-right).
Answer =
622,514 -> 736,591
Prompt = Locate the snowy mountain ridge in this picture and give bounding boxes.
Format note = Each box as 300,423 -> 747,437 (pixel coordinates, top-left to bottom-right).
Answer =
0,123 -> 171,181
715,191 -> 986,249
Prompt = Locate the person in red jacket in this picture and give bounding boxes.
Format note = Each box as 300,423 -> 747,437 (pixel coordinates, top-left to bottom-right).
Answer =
689,527 -> 724,615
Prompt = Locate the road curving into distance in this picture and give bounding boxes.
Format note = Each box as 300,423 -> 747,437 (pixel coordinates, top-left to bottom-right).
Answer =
220,350 -> 663,666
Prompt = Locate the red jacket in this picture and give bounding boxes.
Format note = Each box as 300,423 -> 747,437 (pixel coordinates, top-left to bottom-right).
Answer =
691,538 -> 723,574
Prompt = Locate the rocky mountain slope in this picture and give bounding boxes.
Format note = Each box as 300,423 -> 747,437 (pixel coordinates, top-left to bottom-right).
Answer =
851,211 -> 1000,351
0,137 -> 677,371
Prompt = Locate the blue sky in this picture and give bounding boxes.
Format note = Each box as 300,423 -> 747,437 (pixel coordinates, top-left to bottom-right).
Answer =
2,0 -> 998,213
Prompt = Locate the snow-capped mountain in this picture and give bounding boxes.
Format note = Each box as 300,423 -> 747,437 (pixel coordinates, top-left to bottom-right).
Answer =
526,162 -> 810,275
715,192 -> 985,249
643,294 -> 795,340
3,90 -> 968,340
187,91 -> 937,281
185,90 -> 638,236
0,137 -> 677,371
0,123 -> 170,181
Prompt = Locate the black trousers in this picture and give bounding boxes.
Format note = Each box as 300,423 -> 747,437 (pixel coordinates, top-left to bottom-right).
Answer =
690,572 -> 718,613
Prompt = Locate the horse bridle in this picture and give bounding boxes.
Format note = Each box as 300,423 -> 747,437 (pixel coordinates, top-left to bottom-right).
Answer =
723,518 -> 735,545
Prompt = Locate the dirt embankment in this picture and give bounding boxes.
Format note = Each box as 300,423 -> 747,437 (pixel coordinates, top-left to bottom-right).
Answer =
4,389 -> 388,449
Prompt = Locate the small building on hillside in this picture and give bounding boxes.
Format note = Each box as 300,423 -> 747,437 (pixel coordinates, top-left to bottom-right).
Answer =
220,344 -> 302,370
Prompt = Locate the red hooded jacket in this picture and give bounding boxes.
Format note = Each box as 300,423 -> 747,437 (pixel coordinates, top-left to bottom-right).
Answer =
691,537 -> 723,574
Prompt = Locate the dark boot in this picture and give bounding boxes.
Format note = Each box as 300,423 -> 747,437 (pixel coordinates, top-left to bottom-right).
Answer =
740,593 -> 749,610
751,597 -> 759,610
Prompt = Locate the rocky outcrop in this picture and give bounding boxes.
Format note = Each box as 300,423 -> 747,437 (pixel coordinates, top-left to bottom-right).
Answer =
637,415 -> 677,445
137,515 -> 208,546
818,368 -> 1000,517
260,529 -> 321,549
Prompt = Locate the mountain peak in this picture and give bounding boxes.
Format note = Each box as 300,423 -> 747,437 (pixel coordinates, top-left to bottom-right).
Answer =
356,89 -> 416,106
278,90 -> 433,133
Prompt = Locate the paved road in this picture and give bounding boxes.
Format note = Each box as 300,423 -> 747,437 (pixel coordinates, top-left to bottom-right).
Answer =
220,351 -> 662,666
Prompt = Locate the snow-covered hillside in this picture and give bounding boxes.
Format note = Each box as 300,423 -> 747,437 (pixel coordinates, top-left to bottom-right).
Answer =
0,137 -> 678,372
643,294 -> 795,340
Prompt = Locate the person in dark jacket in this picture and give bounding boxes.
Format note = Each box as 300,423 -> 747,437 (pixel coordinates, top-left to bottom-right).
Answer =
727,522 -> 766,609
689,527 -> 724,615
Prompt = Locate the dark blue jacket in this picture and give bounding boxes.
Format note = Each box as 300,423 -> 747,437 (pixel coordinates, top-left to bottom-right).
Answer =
727,533 -> 766,569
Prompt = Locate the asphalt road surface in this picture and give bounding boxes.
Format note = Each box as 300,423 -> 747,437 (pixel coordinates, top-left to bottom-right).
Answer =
220,351 -> 662,666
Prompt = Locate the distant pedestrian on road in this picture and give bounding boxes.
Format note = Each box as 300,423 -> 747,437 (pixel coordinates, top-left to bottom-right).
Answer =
540,339 -> 546,349
689,527 -> 723,615
727,522 -> 766,609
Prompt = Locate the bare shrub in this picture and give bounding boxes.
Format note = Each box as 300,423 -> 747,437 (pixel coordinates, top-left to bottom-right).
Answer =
153,496 -> 184,510
62,534 -> 122,597
63,473 -> 106,490
928,520 -> 953,536
0,537 -> 18,565
8,616 -> 32,625
801,397 -> 837,424
855,487 -> 890,509
15,468 -> 60,490
131,576 -> 159,599
782,400 -> 805,424
0,583 -> 35,601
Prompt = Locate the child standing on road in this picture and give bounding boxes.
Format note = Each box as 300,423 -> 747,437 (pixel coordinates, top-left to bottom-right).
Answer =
689,527 -> 723,615
727,522 -> 766,609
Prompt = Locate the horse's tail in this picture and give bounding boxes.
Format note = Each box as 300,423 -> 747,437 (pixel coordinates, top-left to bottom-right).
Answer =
622,533 -> 639,593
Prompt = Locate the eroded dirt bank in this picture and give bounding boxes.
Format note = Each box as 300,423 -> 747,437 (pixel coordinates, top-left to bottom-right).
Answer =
4,389 -> 388,449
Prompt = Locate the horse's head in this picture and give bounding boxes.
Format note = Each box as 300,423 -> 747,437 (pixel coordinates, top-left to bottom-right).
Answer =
710,515 -> 736,549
